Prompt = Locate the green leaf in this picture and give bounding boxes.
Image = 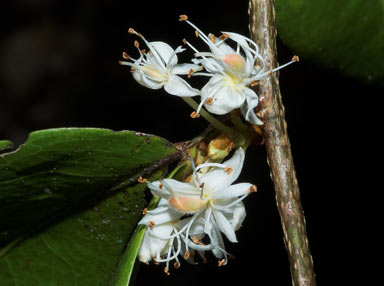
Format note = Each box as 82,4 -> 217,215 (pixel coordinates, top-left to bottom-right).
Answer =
275,0 -> 384,83
0,128 -> 180,246
0,140 -> 13,151
0,170 -> 162,286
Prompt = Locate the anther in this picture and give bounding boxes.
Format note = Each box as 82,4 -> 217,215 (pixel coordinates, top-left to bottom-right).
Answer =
130,67 -> 136,72
218,259 -> 226,267
187,69 -> 194,78
209,34 -> 216,43
128,28 -> 136,34
118,60 -> 124,65
292,55 -> 300,62
122,52 -> 130,60
142,208 -> 148,215
195,30 -> 199,38
184,250 -> 190,260
141,49 -> 146,55
159,183 -> 163,189
179,15 -> 188,21
134,40 -> 140,49
138,176 -> 147,183
174,262 -> 180,269
148,221 -> 155,228
190,111 -> 200,118
219,33 -> 229,40
182,38 -> 187,45
199,182 -> 205,188
164,267 -> 170,275
206,97 -> 213,104
224,167 -> 233,174
248,185 -> 257,193
184,175 -> 193,183
251,80 -> 259,87
192,237 -> 205,245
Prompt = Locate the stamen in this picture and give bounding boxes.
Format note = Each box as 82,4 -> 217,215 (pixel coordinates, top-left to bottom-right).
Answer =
192,237 -> 205,245
224,167 -> 233,174
179,15 -> 188,21
134,40 -> 140,49
209,34 -> 216,43
164,267 -> 170,275
195,30 -> 199,38
184,250 -> 190,260
159,183 -> 163,189
219,33 -> 230,40
137,32 -> 143,38
251,80 -> 259,86
137,176 -> 147,183
174,262 -> 180,269
218,258 -> 226,267
128,28 -> 135,34
141,49 -> 146,55
292,55 -> 300,62
187,69 -> 195,78
248,185 -> 257,193
184,175 -> 193,183
182,38 -> 187,45
206,97 -> 213,104
122,52 -> 130,60
190,111 -> 200,118
148,221 -> 155,228
142,208 -> 148,215
130,67 -> 136,72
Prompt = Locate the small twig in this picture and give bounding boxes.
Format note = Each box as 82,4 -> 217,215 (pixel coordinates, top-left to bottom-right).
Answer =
248,1 -> 316,285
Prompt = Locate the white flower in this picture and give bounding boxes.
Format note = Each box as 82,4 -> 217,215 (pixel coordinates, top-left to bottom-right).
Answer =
120,28 -> 202,97
180,15 -> 298,125
147,148 -> 257,265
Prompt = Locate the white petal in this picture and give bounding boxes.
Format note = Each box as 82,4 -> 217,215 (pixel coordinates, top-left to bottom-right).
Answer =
171,63 -> 202,75
213,210 -> 238,243
202,148 -> 245,191
201,77 -> 246,115
139,207 -> 181,225
149,224 -> 174,256
211,183 -> 253,199
232,202 -> 246,231
162,178 -> 200,196
164,75 -> 200,97
150,41 -> 178,66
240,88 -> 262,125
147,181 -> 171,200
138,230 -> 152,262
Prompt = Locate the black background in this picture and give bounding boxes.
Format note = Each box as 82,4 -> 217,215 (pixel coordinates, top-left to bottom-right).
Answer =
0,0 -> 378,285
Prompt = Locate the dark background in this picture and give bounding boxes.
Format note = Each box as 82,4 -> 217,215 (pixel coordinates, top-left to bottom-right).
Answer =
1,0 -> 377,285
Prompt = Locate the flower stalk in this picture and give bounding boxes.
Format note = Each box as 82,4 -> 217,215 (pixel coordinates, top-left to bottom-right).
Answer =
248,1 -> 316,285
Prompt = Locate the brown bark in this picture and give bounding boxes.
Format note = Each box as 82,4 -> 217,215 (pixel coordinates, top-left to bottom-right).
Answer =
248,1 -> 316,285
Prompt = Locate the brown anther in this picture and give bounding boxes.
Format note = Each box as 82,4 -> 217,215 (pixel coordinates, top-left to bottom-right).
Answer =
251,80 -> 259,87
142,208 -> 148,215
164,267 -> 170,275
206,97 -> 213,104
190,111 -> 200,118
219,33 -> 229,40
182,38 -> 187,45
118,60 -> 124,65
159,183 -> 163,189
122,52 -> 130,60
195,30 -> 199,38
187,69 -> 194,78
184,250 -> 190,260
268,70 -> 273,75
218,259 -> 226,267
184,175 -> 193,183
173,262 -> 180,269
179,15 -> 188,21
148,221 -> 155,228
292,55 -> 300,62
128,28 -> 136,34
141,49 -> 146,55
138,176 -> 147,183
209,34 -> 216,43
144,261 -> 149,265
224,167 -> 233,174
192,237 -> 205,245
199,182 -> 205,188
134,40 -> 140,49
130,67 -> 136,72
248,185 -> 257,193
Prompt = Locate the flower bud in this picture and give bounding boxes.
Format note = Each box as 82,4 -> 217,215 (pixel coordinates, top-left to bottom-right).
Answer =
208,133 -> 234,160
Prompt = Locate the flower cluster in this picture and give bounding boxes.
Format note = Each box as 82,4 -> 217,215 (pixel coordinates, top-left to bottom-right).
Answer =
120,15 -> 298,125
138,148 -> 257,274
